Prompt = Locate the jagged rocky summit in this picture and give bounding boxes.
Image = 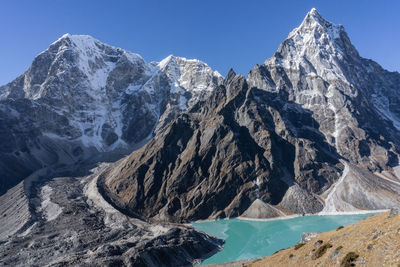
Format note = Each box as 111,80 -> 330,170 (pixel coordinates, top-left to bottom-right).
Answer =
102,8 -> 400,222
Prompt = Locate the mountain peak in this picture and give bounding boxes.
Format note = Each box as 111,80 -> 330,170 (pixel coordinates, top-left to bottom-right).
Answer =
288,8 -> 344,42
309,7 -> 318,14
61,33 -> 71,39
306,8 -> 322,21
260,9 -> 361,91
52,33 -> 96,45
304,7 -> 330,26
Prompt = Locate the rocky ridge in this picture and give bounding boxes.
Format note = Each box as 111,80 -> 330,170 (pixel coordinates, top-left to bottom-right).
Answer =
102,9 -> 400,222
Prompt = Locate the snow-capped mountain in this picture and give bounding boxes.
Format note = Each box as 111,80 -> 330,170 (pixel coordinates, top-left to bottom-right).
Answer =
102,8 -> 400,222
0,34 -> 222,194
248,8 -> 400,213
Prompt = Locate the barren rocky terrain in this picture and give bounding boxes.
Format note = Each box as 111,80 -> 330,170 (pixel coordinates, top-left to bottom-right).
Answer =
0,162 -> 222,266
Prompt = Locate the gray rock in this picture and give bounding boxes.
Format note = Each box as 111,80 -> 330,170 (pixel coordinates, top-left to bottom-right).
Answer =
388,207 -> 400,218
302,232 -> 321,243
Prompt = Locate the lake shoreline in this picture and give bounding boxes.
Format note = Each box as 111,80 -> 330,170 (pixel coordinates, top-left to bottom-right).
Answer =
238,209 -> 388,222
190,209 -> 388,224
193,213 -> 378,265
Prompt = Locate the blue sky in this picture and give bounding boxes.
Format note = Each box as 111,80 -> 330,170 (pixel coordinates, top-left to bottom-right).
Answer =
1,0 -> 399,85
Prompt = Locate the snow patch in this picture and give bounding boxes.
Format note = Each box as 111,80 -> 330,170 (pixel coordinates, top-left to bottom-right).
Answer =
179,95 -> 187,110
68,35 -> 116,91
371,94 -> 400,131
38,185 -> 62,222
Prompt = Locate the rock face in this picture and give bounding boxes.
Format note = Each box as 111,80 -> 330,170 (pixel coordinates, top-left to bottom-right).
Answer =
102,9 -> 400,221
102,70 -> 341,222
0,34 -> 222,195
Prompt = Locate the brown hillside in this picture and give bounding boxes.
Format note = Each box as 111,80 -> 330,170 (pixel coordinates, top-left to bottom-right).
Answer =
249,211 -> 400,267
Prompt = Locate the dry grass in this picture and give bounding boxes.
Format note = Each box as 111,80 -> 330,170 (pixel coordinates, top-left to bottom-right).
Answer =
294,243 -> 305,250
340,252 -> 359,267
248,211 -> 400,267
312,243 -> 332,259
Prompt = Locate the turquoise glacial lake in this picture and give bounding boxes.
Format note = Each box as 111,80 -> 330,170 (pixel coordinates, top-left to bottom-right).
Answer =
192,213 -> 375,265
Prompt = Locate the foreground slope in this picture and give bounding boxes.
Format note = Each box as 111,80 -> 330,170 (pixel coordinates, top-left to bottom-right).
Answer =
102,9 -> 400,222
249,210 -> 400,266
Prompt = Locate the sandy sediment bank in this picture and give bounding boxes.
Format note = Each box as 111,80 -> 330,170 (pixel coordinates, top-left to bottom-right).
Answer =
192,209 -> 388,224
317,209 -> 388,216
237,215 -> 300,222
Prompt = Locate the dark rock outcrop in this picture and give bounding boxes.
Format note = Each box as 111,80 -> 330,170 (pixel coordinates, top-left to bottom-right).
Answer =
102,71 -> 342,222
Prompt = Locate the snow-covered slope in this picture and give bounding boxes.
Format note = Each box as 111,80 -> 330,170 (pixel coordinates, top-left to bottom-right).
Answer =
1,34 -> 222,150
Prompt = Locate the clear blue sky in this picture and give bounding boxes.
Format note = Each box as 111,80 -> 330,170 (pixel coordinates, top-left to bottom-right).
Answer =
1,0 -> 399,85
